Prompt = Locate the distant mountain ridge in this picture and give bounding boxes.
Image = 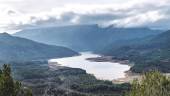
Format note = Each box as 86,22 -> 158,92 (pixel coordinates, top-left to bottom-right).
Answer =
0,33 -> 78,62
14,24 -> 162,51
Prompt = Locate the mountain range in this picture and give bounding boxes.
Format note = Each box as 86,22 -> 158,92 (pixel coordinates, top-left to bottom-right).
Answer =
13,24 -> 170,73
0,33 -> 78,62
14,24 -> 162,51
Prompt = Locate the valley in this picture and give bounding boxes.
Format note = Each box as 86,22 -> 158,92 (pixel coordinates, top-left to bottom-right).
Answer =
0,32 -> 132,96
1,1 -> 170,96
14,25 -> 170,74
49,52 -> 130,80
0,24 -> 169,96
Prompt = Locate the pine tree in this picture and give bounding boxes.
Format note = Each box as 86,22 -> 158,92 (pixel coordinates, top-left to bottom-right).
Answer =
0,64 -> 33,96
127,71 -> 170,96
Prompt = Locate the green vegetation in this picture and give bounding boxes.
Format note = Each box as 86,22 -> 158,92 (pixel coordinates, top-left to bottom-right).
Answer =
0,33 -> 78,62
100,30 -> 170,73
8,61 -> 130,96
46,73 -> 130,96
4,62 -> 170,96
0,64 -> 32,96
64,74 -> 130,96
127,71 -> 170,96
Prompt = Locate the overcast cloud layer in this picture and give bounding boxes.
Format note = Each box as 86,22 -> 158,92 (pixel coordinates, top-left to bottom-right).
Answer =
0,0 -> 170,33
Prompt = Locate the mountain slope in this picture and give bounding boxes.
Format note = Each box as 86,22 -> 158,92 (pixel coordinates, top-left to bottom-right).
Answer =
14,24 -> 162,51
0,33 -> 78,62
100,30 -> 170,73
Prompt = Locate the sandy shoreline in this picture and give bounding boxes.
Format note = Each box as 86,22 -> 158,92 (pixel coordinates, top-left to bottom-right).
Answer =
86,56 -> 141,83
112,71 -> 141,84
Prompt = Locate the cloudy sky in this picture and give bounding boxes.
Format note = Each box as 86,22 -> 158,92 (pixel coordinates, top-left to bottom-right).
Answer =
0,0 -> 170,33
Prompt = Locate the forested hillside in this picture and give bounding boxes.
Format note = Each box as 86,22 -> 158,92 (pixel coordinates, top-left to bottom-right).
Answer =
100,30 -> 170,73
0,33 -> 78,62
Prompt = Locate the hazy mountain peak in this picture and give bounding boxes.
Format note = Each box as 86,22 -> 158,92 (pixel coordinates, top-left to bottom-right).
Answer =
0,32 -> 11,37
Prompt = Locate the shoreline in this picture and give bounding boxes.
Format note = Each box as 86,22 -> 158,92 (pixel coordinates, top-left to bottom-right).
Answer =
86,56 -> 133,66
49,54 -> 136,83
86,56 -> 141,83
112,70 -> 141,84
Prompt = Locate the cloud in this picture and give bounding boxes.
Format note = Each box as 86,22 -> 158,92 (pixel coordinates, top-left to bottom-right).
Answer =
0,0 -> 170,32
110,10 -> 166,28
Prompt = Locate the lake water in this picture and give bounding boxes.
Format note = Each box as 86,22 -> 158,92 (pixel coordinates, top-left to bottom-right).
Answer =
48,52 -> 130,80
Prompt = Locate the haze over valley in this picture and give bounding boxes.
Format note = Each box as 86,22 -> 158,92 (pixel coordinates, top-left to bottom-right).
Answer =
1,0 -> 170,96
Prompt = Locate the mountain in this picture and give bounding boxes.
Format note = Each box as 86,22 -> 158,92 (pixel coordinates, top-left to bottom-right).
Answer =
100,30 -> 170,73
14,24 -> 162,51
0,33 -> 78,62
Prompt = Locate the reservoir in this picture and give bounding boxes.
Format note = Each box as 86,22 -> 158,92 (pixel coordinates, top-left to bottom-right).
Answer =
49,52 -> 130,80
